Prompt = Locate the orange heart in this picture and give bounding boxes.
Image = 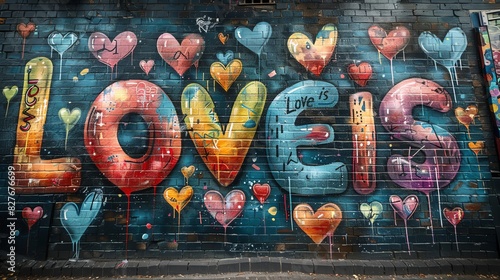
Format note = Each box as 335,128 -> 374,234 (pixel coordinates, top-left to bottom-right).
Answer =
17,22 -> 36,39
455,105 -> 478,128
468,141 -> 484,155
163,186 -> 193,213
218,33 -> 229,44
293,203 -> 342,244
210,59 -> 242,91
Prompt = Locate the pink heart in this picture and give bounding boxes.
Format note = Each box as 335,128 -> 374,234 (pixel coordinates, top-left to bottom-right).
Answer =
88,31 -> 137,69
204,190 -> 245,228
444,207 -> 464,226
390,195 -> 418,220
22,206 -> 43,230
140,59 -> 155,75
368,25 -> 410,60
17,22 -> 36,39
157,33 -> 205,76
252,183 -> 270,204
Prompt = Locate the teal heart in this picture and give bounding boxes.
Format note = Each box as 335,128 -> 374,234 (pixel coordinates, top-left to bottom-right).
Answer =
48,31 -> 78,56
216,50 -> 234,65
418,27 -> 467,69
60,191 -> 103,244
235,21 -> 272,56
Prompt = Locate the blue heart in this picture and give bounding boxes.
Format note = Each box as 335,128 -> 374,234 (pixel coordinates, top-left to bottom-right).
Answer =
60,191 -> 103,244
216,50 -> 234,65
235,22 -> 272,56
418,27 -> 467,69
48,31 -> 78,56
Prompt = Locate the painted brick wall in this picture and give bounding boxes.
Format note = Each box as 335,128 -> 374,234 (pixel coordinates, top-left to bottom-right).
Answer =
1,0 -> 500,263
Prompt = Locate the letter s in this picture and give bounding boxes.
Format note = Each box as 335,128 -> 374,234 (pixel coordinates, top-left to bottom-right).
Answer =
379,78 -> 460,194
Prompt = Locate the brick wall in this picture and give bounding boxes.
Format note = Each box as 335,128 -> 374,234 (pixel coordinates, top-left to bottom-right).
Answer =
1,0 -> 500,262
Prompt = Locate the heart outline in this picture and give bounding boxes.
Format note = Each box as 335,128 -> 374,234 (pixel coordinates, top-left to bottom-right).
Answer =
48,31 -> 78,56
139,59 -> 155,75
88,31 -> 137,70
389,195 -> 419,220
418,27 -> 467,69
235,22 -> 272,56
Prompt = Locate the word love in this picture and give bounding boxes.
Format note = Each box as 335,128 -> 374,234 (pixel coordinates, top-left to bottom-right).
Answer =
285,87 -> 329,114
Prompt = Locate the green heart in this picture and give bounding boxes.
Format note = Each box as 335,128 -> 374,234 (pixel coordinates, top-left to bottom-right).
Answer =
3,86 -> 18,101
58,107 -> 81,131
360,201 -> 383,224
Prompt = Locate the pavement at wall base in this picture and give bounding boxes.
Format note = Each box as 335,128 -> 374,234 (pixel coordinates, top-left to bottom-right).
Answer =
1,257 -> 500,280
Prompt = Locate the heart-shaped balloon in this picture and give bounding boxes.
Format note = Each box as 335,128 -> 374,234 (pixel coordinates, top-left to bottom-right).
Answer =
58,107 -> 82,131
157,33 -> 205,76
60,191 -> 103,244
88,31 -> 137,70
139,59 -> 155,75
48,31 -> 78,56
204,190 -> 246,228
235,22 -> 272,56
216,50 -> 234,65
181,81 -> 266,187
218,33 -> 229,44
359,201 -> 383,224
347,62 -> 372,87
181,165 -> 196,179
368,25 -> 410,60
17,22 -> 36,39
293,203 -> 342,244
468,141 -> 484,155
389,195 -> 419,220
443,207 -> 464,226
163,186 -> 194,214
252,183 -> 270,204
3,86 -> 18,101
210,59 -> 243,92
22,206 -> 43,230
455,105 -> 478,128
418,27 -> 467,69
287,24 -> 337,76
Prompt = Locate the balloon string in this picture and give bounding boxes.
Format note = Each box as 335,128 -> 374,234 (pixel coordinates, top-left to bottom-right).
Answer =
434,165 -> 443,228
125,195 -> 131,260
22,38 -> 26,59
5,101 -> 10,118
390,59 -> 394,85
454,225 -> 459,251
59,55 -> 63,80
288,177 -> 293,230
426,194 -> 435,244
404,219 -> 410,255
448,67 -> 457,103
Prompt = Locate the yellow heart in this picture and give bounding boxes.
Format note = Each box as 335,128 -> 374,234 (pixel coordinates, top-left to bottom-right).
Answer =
293,203 -> 342,244
360,201 -> 383,224
468,141 -> 484,155
181,81 -> 266,187
210,59 -> 242,92
3,86 -> 18,101
58,107 -> 82,131
181,165 -> 195,179
163,186 -> 193,213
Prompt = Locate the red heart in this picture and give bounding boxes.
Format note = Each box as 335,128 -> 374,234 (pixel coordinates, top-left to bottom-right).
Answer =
443,207 -> 464,226
293,203 -> 342,244
22,206 -> 43,230
252,183 -> 270,204
157,33 -> 205,76
347,62 -> 373,87
390,195 -> 418,220
204,190 -> 245,228
140,59 -> 155,75
368,25 -> 410,60
88,31 -> 137,69
17,22 -> 36,39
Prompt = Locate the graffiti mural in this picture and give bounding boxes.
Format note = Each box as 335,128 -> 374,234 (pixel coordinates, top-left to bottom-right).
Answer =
0,3 -> 495,265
